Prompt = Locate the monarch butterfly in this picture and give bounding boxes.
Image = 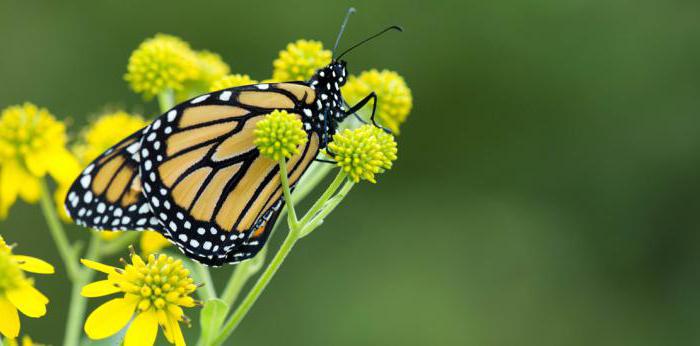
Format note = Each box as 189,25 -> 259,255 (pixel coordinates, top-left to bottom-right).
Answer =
64,9 -> 400,266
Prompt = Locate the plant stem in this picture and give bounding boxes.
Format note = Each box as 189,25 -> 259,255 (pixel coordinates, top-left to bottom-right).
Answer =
220,246 -> 267,307
212,217 -> 301,346
301,181 -> 354,236
63,234 -> 101,346
194,263 -> 217,300
278,159 -> 298,229
212,160 -> 312,346
38,178 -> 80,281
299,170 -> 346,226
157,88 -> 175,113
292,160 -> 334,202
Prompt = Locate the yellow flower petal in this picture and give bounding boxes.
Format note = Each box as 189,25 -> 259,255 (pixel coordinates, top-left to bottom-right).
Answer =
17,174 -> 40,203
1,161 -> 22,217
124,309 -> 159,346
47,149 -> 81,185
0,296 -> 20,338
81,259 -> 120,274
11,255 -> 55,274
5,285 -> 48,318
167,314 -> 186,346
84,298 -> 136,340
81,280 -> 120,298
140,231 -> 171,255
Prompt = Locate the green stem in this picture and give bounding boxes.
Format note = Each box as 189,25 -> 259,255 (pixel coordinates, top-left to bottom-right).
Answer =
157,88 -> 175,113
292,160 -> 335,202
278,159 -> 298,229
212,218 -> 301,346
99,231 -> 140,257
38,178 -> 80,281
212,160 -> 307,346
301,181 -> 354,236
63,234 -> 101,346
299,171 -> 346,226
194,263 -> 217,300
220,246 -> 267,307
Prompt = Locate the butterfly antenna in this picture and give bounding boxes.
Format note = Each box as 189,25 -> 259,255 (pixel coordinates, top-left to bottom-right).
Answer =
335,25 -> 403,60
332,7 -> 356,57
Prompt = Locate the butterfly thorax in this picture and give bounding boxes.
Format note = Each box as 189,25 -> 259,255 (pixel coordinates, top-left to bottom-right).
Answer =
307,60 -> 348,146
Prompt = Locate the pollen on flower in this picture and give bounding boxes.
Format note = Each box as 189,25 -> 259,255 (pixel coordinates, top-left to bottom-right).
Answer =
125,34 -> 200,99
0,103 -> 79,218
272,39 -> 331,81
82,252 -> 196,345
326,125 -> 398,183
342,69 -> 412,134
209,74 -> 258,92
254,110 -> 308,161
0,235 -> 54,339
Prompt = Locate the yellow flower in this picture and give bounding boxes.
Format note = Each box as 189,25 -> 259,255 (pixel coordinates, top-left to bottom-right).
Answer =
209,74 -> 258,92
125,34 -> 200,99
0,103 -> 80,219
81,253 -> 197,346
6,335 -> 41,346
74,111 -> 148,164
140,231 -> 171,256
326,125 -> 398,183
342,69 -> 412,134
254,110 -> 308,161
272,40 -> 331,81
196,51 -> 230,85
0,235 -> 54,339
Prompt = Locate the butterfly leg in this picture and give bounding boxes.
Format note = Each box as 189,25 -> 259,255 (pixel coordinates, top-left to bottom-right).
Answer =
343,92 -> 391,134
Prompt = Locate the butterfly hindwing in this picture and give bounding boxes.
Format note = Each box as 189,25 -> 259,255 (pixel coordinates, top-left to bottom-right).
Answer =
64,129 -> 158,231
139,83 -> 320,265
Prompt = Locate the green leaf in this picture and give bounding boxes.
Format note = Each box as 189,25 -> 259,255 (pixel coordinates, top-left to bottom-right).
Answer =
200,299 -> 229,345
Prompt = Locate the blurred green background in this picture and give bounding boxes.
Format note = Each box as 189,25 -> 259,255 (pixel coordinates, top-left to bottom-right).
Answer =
2,0 -> 700,345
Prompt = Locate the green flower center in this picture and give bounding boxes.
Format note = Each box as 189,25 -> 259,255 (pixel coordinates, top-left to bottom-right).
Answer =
124,254 -> 196,312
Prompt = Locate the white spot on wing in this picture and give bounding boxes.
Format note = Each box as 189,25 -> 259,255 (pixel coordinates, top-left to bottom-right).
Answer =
191,94 -> 210,104
219,91 -> 232,101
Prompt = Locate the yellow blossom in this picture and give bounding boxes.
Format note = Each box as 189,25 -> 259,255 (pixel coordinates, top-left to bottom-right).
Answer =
81,253 -> 198,346
196,51 -> 230,85
272,40 -> 331,81
0,103 -> 80,219
326,125 -> 398,183
342,69 -> 412,134
254,110 -> 308,161
75,111 -> 148,164
209,74 -> 258,92
0,235 -> 54,339
140,231 -> 172,256
6,335 -> 41,346
125,34 -> 200,99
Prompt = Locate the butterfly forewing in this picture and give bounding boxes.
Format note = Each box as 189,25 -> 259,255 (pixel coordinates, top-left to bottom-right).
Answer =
139,83 -> 320,265
64,130 -> 158,231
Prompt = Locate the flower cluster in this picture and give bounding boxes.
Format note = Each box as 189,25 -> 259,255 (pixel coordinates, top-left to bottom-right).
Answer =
327,125 -> 398,183
343,69 -> 413,134
254,110 -> 308,161
272,40 -> 332,81
209,74 -> 258,92
0,236 -> 54,339
125,34 -> 201,99
82,253 -> 197,345
0,103 -> 79,218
